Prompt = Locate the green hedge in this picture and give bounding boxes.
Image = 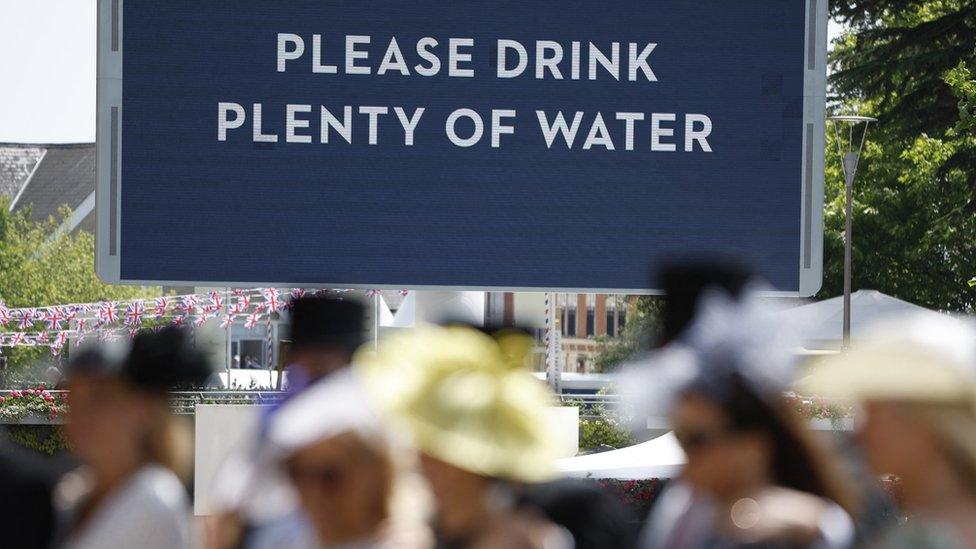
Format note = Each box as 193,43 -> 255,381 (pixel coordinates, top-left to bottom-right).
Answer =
4,425 -> 69,455
579,416 -> 637,452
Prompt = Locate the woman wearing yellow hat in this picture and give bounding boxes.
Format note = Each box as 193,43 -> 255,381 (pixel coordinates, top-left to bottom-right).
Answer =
359,326 -> 572,549
803,313 -> 976,548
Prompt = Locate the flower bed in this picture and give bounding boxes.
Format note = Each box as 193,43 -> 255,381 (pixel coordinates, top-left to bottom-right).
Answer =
785,394 -> 854,421
594,478 -> 668,519
0,387 -> 67,423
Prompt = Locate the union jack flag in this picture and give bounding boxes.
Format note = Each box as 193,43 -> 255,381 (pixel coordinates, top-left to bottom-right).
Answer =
18,309 -> 36,330
20,333 -> 37,347
209,291 -> 224,310
230,294 -> 251,314
179,295 -> 198,313
7,332 -> 24,346
124,302 -> 145,327
262,289 -> 281,313
98,302 -> 117,324
51,332 -> 69,355
64,306 -> 78,322
199,304 -> 220,320
193,314 -> 208,327
153,297 -> 169,318
365,289 -> 381,298
0,301 -> 10,327
44,307 -> 66,330
399,289 -> 410,296
172,315 -> 186,327
220,314 -> 235,329
244,312 -> 261,330
232,288 -> 246,297
36,331 -> 50,345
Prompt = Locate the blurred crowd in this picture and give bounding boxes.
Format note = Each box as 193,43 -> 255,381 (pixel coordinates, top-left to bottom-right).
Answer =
3,260 -> 976,548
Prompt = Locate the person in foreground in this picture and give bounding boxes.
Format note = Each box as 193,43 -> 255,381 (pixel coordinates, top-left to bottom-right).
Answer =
804,314 -> 976,548
360,325 -> 572,549
627,287 -> 856,548
53,327 -> 211,549
205,295 -> 369,548
250,368 -> 432,548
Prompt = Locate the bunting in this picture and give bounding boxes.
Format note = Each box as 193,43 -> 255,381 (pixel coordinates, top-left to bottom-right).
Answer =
0,287 -> 399,354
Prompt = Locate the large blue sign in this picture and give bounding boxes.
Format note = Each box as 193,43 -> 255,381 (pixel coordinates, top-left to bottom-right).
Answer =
96,0 -> 826,294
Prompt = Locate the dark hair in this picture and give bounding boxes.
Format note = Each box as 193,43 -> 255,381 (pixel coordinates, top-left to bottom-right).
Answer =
688,373 -> 857,513
288,296 -> 365,351
656,258 -> 757,345
124,326 -> 212,391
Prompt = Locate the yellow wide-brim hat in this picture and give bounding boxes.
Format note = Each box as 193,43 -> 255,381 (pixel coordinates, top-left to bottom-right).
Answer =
355,325 -> 559,483
800,313 -> 976,404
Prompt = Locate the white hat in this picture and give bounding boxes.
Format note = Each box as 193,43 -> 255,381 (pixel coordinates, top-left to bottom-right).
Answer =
266,369 -> 383,455
800,313 -> 976,404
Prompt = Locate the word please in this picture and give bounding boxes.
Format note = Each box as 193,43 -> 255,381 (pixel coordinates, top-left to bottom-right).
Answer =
276,34 -> 657,81
217,103 -> 712,151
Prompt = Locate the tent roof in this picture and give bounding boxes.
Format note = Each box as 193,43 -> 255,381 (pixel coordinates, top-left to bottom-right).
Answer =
779,289 -> 937,347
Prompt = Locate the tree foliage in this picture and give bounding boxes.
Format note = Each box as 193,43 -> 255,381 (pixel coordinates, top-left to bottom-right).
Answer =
0,196 -> 157,372
593,296 -> 663,372
824,0 -> 976,311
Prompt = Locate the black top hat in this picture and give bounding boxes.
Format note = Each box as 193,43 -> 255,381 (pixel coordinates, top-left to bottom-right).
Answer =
66,341 -> 128,379
67,326 -> 212,391
288,296 -> 365,351
656,257 -> 758,345
123,326 -> 212,390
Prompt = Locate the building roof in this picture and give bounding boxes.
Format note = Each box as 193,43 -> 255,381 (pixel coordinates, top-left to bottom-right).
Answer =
8,143 -> 95,233
0,144 -> 44,199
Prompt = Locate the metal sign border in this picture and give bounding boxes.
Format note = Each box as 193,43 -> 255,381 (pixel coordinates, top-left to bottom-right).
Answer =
96,0 -> 827,296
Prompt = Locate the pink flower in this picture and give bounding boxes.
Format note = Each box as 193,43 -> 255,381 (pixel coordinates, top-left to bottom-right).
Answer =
0,396 -> 5,403
10,390 -> 22,398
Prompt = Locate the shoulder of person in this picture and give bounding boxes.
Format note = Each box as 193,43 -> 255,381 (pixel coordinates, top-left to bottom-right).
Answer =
471,513 -> 573,549
738,487 -> 853,547
129,465 -> 189,509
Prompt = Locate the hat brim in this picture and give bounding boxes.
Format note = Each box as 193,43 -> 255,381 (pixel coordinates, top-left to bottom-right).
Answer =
799,345 -> 976,403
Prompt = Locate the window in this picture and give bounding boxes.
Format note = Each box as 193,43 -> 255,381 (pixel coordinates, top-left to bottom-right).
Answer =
586,308 -> 595,337
606,311 -> 616,337
566,307 -> 577,337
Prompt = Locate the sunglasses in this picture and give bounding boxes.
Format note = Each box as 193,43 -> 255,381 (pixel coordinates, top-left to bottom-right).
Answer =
673,426 -> 735,452
287,464 -> 348,489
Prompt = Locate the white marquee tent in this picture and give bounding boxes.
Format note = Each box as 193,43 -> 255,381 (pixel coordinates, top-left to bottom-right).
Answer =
778,289 -> 939,350
557,432 -> 686,480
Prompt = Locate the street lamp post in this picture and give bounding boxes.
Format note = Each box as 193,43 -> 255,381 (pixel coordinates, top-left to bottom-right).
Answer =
828,115 -> 876,349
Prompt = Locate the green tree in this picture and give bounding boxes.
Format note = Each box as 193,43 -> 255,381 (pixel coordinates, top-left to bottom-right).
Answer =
946,56 -> 976,131
0,196 -> 157,372
593,296 -> 663,372
824,0 -> 976,311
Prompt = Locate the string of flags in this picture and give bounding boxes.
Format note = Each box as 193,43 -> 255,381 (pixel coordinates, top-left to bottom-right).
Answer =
0,287 -> 409,355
